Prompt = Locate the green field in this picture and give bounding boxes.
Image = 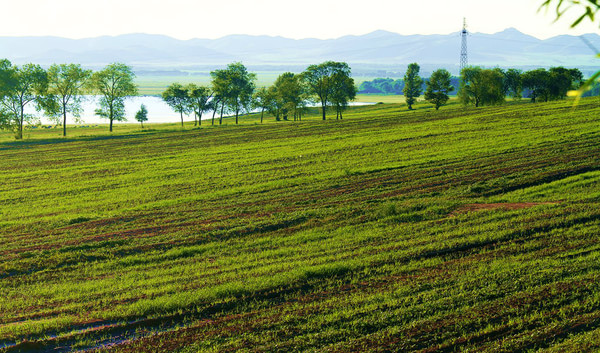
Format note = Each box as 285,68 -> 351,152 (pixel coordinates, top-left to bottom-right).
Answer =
2,99 -> 600,352
135,73 -> 382,97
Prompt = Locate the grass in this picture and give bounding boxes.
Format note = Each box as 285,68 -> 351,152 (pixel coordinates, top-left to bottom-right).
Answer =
134,72 -> 390,98
1,98 -> 600,352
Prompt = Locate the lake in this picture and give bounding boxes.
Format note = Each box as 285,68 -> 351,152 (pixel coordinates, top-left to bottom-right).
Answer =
36,96 -> 374,125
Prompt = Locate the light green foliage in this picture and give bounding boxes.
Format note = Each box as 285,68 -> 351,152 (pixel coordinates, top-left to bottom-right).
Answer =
539,0 -> 600,101
1,100 -> 600,351
186,84 -> 212,126
302,61 -> 352,120
0,62 -> 48,139
424,69 -> 453,110
162,83 -> 191,127
252,86 -> 272,123
135,104 -> 148,128
46,64 -> 92,137
402,62 -> 423,110
210,62 -> 256,125
90,63 -> 138,132
330,71 -> 357,120
540,0 -> 600,27
459,66 -> 505,107
270,72 -> 307,121
209,68 -> 229,125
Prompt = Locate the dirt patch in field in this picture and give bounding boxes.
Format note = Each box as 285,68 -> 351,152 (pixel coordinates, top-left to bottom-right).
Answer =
452,202 -> 560,216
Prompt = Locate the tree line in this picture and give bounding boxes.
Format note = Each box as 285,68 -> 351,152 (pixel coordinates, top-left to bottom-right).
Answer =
458,66 -> 583,106
0,60 -> 356,139
0,57 -> 587,140
161,61 -> 357,126
358,64 -> 584,110
359,77 -> 461,96
0,61 -> 137,139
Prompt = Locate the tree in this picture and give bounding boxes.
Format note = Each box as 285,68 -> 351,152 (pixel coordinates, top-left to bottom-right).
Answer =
208,97 -> 221,126
272,72 -> 306,121
548,67 -> 583,100
211,62 -> 256,125
210,69 -> 230,125
424,69 -> 453,110
46,64 -> 92,137
90,63 -> 138,132
522,67 -> 582,102
162,83 -> 191,127
252,87 -> 273,124
267,85 -> 283,121
0,62 -> 49,139
186,84 -> 212,126
330,72 -> 357,119
302,61 -> 352,120
458,67 -> 505,107
403,63 -> 423,110
135,104 -> 148,128
504,68 -> 523,100
228,63 -> 256,125
540,1 -> 600,100
522,69 -> 551,103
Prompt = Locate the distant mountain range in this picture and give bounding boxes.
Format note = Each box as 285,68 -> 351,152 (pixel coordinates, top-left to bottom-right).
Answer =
1,28 -> 598,74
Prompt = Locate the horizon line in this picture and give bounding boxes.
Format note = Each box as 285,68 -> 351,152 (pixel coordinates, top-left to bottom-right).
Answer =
0,27 -> 596,42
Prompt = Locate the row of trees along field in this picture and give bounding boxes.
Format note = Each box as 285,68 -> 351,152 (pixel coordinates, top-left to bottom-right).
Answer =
0,57 -> 585,139
0,60 -> 356,139
459,66 -> 584,106
360,64 -> 584,108
0,61 -> 137,139
161,61 -> 357,126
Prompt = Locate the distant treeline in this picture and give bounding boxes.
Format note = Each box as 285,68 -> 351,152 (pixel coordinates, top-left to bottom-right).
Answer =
360,66 -> 584,101
359,77 -> 459,95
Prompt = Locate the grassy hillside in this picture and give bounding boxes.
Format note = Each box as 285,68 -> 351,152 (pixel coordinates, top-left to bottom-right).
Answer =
1,99 -> 600,352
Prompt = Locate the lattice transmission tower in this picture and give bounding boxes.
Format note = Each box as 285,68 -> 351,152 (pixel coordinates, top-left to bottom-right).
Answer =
460,18 -> 468,73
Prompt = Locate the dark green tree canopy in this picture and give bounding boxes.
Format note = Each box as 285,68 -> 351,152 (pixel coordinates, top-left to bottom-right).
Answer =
330,72 -> 357,120
522,67 -> 582,102
135,104 -> 148,128
424,69 -> 453,110
403,63 -> 423,110
358,78 -> 404,94
503,68 -> 523,100
458,67 -> 505,107
522,68 -> 550,103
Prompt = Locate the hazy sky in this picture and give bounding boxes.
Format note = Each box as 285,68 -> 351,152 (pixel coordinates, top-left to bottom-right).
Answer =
1,0 -> 598,39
